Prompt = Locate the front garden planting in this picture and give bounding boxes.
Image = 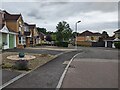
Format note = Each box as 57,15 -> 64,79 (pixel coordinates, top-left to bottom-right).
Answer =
2,52 -> 55,72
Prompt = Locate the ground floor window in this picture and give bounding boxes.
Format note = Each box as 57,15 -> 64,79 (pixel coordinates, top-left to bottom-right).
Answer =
2,33 -> 8,45
19,37 -> 26,45
23,37 -> 26,44
19,37 -> 22,44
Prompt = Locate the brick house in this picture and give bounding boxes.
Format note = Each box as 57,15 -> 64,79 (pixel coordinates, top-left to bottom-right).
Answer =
24,22 -> 32,47
29,24 -> 39,47
104,29 -> 120,48
76,30 -> 101,46
3,10 -> 25,48
0,10 -> 17,50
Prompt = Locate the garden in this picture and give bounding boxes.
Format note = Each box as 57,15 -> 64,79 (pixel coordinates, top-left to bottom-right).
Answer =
2,52 -> 55,72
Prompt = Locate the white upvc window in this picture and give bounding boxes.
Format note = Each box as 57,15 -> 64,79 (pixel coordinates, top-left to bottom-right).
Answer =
19,26 -> 22,32
19,37 -> 22,44
22,37 -> 26,44
19,37 -> 26,45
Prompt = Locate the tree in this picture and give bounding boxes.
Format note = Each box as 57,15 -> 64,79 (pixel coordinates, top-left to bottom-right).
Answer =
46,34 -> 52,42
51,33 -> 57,41
72,32 -> 79,38
56,21 -> 72,42
101,31 -> 109,39
37,27 -> 47,34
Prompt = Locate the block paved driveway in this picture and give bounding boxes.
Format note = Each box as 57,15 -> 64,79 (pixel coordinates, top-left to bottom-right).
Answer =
62,47 -> 119,88
4,50 -> 81,88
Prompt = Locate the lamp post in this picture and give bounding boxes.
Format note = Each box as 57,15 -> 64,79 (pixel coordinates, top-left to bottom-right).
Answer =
75,21 -> 81,49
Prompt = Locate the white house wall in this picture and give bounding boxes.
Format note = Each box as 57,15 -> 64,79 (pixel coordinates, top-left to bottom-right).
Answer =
0,25 -> 17,49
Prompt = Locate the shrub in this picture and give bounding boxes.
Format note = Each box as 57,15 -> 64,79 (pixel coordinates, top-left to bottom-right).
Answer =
14,60 -> 29,70
114,42 -> 120,49
2,63 -> 13,69
55,41 -> 68,47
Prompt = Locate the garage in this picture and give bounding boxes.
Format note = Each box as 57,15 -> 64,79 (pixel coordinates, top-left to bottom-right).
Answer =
9,34 -> 15,49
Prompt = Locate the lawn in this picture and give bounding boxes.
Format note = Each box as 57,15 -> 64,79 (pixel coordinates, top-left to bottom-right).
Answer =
2,52 -> 55,72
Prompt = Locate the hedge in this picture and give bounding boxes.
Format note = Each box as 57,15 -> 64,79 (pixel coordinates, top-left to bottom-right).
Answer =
55,41 -> 68,47
114,42 -> 120,49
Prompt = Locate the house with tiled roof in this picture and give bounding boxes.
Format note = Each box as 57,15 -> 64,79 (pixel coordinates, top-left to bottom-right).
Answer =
0,10 -> 40,49
77,30 -> 101,42
114,29 -> 120,40
104,29 -> 120,48
2,10 -> 27,48
76,30 -> 102,46
28,24 -> 39,46
0,10 -> 17,49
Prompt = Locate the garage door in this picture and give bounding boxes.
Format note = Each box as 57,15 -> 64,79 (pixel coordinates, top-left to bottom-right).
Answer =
9,34 -> 15,49
107,41 -> 113,48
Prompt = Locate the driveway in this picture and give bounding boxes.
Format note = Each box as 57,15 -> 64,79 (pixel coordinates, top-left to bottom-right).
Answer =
62,47 -> 119,88
4,50 -> 81,88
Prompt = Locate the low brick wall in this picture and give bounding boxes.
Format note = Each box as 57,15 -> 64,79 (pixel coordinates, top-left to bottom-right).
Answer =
17,45 -> 24,49
77,41 -> 92,47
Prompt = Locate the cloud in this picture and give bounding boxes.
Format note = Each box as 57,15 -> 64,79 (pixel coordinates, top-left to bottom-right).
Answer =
1,1 -> 118,36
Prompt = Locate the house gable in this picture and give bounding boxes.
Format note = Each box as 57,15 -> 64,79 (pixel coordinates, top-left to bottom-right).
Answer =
0,25 -> 9,33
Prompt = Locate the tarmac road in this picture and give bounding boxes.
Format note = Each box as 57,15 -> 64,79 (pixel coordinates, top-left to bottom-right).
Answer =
4,50 -> 81,88
62,47 -> 119,88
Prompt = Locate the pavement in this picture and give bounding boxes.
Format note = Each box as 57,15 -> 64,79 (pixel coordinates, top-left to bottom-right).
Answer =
3,51 -> 81,88
2,70 -> 21,85
2,46 -> 119,89
61,47 -> 119,88
27,46 -> 76,51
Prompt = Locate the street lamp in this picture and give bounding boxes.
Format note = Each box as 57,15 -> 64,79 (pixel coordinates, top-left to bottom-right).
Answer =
75,20 -> 81,49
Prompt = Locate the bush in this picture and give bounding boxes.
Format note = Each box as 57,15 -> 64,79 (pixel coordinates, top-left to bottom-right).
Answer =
114,42 -> 120,49
2,63 -> 13,69
14,60 -> 29,70
55,41 -> 68,47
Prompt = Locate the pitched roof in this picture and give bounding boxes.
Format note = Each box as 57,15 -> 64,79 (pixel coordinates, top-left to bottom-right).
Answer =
114,29 -> 120,33
93,32 -> 101,36
0,24 -> 17,33
79,30 -> 93,36
0,24 -> 5,30
79,30 -> 101,36
3,10 -> 21,21
104,37 -> 115,40
24,22 -> 29,26
38,32 -> 45,36
29,24 -> 36,29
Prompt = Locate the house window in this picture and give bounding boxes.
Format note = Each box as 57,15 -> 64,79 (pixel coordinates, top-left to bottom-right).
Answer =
22,37 -> 26,44
91,36 -> 94,41
19,37 -> 22,44
2,34 -> 8,45
19,27 -> 22,32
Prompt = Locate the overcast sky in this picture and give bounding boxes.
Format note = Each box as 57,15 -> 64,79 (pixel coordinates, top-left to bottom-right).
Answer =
1,0 -> 119,36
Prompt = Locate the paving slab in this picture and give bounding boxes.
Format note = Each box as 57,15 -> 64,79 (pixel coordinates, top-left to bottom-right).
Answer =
62,59 -> 118,88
